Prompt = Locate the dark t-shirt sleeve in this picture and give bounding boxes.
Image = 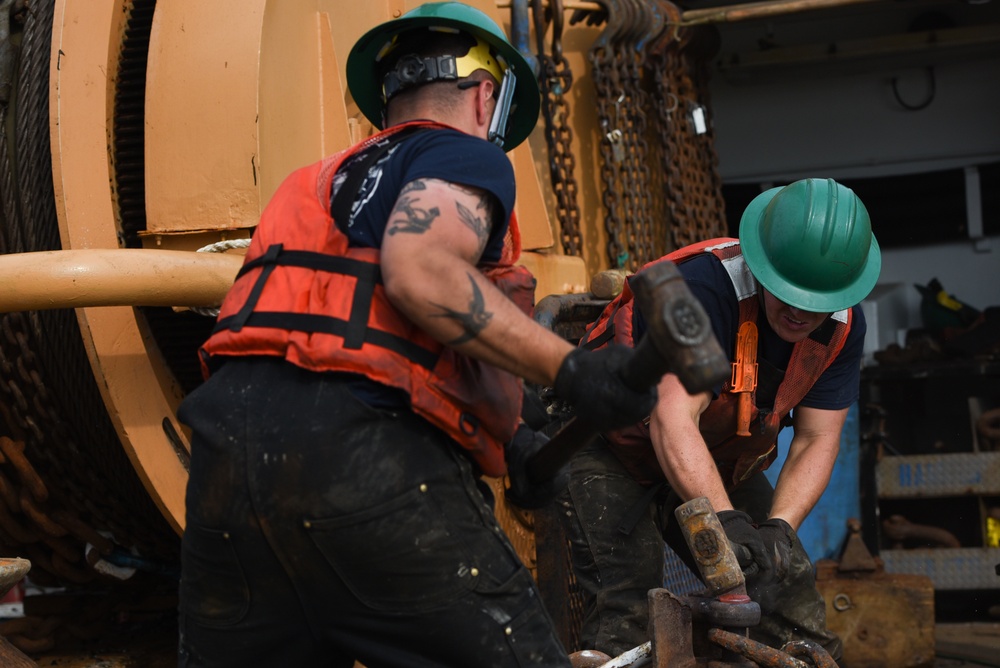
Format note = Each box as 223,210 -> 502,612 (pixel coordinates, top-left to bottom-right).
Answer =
799,305 -> 865,410
340,128 -> 516,263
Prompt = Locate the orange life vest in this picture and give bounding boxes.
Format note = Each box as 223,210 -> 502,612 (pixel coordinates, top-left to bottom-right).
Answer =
580,238 -> 852,488
200,122 -> 534,477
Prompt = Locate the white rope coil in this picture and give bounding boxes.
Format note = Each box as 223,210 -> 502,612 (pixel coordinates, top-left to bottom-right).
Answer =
191,238 -> 251,317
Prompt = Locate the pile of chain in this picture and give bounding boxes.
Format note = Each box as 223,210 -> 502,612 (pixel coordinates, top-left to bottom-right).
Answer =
0,0 -> 179,606
532,0 -> 728,272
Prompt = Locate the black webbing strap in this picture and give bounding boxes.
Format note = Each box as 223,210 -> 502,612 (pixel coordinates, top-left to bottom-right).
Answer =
617,480 -> 668,535
234,248 -> 380,281
217,311 -> 438,370
228,243 -> 284,332
230,247 -> 382,350
580,300 -> 623,350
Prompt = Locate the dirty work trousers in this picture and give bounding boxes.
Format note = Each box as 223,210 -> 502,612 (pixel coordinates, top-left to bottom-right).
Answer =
558,438 -> 842,660
177,357 -> 570,668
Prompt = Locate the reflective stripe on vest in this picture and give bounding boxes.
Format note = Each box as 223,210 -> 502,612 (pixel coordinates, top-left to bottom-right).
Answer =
581,240 -> 851,487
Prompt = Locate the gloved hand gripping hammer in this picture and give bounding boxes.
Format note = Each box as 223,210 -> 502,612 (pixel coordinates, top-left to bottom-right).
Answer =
526,261 -> 730,484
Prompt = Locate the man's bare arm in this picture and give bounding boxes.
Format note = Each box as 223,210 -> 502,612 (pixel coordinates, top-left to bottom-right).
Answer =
769,405 -> 847,530
380,178 -> 572,386
648,373 -> 733,512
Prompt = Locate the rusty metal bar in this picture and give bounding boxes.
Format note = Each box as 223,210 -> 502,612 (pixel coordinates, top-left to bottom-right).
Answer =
495,0 -> 886,26
648,589 -> 695,668
680,0 -> 883,26
707,628 -> 812,667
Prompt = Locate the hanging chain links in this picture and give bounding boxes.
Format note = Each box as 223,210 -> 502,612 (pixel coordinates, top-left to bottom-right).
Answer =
569,0 -> 727,269
533,0 -> 583,257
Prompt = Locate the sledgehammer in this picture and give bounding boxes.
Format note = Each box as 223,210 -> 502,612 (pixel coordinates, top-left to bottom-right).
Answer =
526,261 -> 730,484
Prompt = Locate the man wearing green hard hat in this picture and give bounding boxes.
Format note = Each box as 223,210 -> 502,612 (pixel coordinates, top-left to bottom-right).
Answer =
176,3 -> 657,667
559,178 -> 880,662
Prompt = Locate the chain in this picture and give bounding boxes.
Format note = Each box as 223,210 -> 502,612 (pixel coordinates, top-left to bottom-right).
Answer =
533,0 -> 583,257
618,40 -> 656,270
590,37 -> 629,270
574,1 -> 728,267
0,0 -> 178,595
649,23 -> 727,250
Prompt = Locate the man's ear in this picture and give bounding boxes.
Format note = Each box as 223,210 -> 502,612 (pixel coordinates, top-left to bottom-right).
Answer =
476,79 -> 496,126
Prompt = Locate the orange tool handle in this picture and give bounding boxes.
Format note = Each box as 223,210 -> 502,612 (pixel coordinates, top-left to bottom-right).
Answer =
731,321 -> 758,437
736,392 -> 753,436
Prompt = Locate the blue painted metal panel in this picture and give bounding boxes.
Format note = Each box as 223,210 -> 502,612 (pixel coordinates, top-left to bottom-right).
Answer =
765,403 -> 860,563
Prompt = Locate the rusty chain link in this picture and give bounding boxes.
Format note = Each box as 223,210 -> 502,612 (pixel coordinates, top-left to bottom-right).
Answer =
573,0 -> 727,268
588,8 -> 629,270
618,24 -> 655,271
533,0 -> 583,257
651,20 -> 728,249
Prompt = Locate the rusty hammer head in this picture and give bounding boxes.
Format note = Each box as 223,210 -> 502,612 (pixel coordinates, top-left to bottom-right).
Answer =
626,261 -> 730,395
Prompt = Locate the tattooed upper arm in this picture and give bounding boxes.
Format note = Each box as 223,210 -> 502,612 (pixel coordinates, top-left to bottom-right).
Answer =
387,179 -> 498,258
387,180 -> 438,236
448,183 -> 497,256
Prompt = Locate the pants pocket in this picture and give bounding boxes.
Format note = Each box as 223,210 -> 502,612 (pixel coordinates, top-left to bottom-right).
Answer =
305,483 -> 476,613
179,524 -> 250,627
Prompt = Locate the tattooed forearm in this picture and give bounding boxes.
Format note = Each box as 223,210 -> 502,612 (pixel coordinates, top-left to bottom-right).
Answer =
388,184 -> 439,235
430,273 -> 492,345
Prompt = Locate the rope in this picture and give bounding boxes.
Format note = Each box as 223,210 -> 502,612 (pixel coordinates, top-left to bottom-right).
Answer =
190,238 -> 250,317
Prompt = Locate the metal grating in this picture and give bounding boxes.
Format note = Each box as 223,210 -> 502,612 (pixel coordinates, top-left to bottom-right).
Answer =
882,547 -> 1000,590
876,452 -> 1000,498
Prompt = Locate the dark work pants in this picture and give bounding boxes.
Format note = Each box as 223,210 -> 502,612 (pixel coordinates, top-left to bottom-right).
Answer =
558,438 -> 842,660
177,357 -> 570,668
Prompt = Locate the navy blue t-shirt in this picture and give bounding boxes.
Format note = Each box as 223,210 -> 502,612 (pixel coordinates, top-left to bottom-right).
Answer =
332,127 -> 515,262
329,127 -> 516,407
634,253 -> 866,411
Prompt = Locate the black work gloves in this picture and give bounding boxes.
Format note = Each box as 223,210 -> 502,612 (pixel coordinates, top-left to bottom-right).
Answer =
553,347 -> 658,432
717,510 -> 772,582
757,517 -> 795,583
504,424 -> 569,510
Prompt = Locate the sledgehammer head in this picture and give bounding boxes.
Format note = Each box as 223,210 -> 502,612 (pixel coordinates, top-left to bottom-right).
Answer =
626,261 -> 729,395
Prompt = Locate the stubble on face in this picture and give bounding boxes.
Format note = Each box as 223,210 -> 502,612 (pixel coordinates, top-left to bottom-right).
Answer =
760,288 -> 831,343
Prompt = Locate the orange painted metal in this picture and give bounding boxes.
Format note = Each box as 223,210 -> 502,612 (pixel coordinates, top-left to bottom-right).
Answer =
731,321 -> 759,437
47,0 -> 585,535
0,249 -> 242,311
50,0 -> 190,533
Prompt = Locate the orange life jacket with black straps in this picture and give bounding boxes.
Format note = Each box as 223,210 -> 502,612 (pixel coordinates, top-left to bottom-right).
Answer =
580,238 -> 852,488
199,121 -> 535,477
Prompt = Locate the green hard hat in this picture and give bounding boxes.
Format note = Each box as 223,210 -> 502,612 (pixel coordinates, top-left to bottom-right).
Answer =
346,2 -> 540,151
739,178 -> 881,312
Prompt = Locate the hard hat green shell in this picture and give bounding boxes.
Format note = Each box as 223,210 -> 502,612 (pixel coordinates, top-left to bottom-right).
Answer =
346,2 -> 540,151
739,178 -> 881,312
